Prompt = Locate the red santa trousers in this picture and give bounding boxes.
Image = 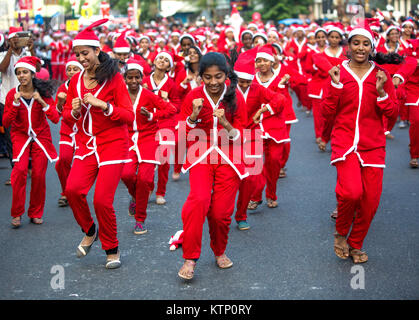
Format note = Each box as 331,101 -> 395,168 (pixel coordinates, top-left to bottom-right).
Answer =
55,143 -> 74,196
181,163 -> 241,260
65,154 -> 124,251
11,142 -> 48,218
311,98 -> 324,139
251,139 -> 287,202
121,150 -> 139,199
334,153 -> 383,250
409,106 -> 419,158
135,162 -> 156,222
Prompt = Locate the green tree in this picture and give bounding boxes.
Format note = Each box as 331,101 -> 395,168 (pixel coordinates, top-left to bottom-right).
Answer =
254,0 -> 312,21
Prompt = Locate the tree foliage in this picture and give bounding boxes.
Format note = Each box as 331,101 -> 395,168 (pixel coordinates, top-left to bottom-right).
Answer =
254,0 -> 312,21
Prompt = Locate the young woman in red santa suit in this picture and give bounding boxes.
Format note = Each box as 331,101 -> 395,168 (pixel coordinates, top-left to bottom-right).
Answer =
313,27 -> 347,152
232,48 -> 289,229
392,39 -> 419,168
54,55 -> 83,208
142,51 -> 181,205
376,26 -> 406,139
62,19 -> 135,269
251,44 -> 298,185
3,56 -> 60,228
120,58 -> 177,234
173,46 -> 203,180
177,52 -> 248,280
138,35 -> 156,67
307,28 -> 347,151
284,26 -> 311,111
398,20 -> 416,129
322,27 -> 398,264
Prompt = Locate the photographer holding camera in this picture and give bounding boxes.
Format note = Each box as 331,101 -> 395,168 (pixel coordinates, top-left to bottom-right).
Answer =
0,26 -> 35,185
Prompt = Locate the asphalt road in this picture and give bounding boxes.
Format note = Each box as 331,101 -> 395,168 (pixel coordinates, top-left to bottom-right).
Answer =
0,96 -> 418,301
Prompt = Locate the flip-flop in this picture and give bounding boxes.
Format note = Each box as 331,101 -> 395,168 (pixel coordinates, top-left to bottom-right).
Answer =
11,216 -> 21,228
334,232 -> 349,259
58,197 -> 68,207
349,248 -> 368,264
267,198 -> 278,208
215,256 -> 233,269
247,200 -> 262,210
178,260 -> 196,280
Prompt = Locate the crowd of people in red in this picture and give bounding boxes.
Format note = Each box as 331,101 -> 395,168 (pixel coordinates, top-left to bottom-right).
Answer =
0,7 -> 418,278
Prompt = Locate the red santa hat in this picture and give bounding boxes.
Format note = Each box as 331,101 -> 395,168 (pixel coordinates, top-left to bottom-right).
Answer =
65,55 -> 83,70
8,26 -> 23,39
138,34 -> 151,43
234,47 -> 258,80
14,56 -> 41,73
171,30 -> 181,38
113,31 -> 131,53
73,18 -> 108,48
252,32 -> 268,43
247,23 -> 258,31
154,50 -> 174,68
256,44 -> 275,62
126,57 -> 144,74
179,33 -> 196,45
168,230 -> 184,251
385,25 -> 401,37
402,20 -> 415,28
348,22 -> 375,49
314,28 -> 327,36
327,24 -> 345,37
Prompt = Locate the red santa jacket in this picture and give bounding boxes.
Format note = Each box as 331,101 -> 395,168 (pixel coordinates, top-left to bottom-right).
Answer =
308,48 -> 347,99
285,37 -> 308,75
62,71 -> 134,166
322,60 -> 398,167
179,84 -> 249,179
128,86 -> 177,164
55,81 -> 78,148
239,82 -> 289,145
393,40 -> 419,106
254,69 -> 298,124
175,68 -> 203,101
142,73 -> 181,129
3,88 -> 59,162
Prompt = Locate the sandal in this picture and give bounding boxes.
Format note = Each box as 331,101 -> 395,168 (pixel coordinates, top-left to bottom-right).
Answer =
334,231 -> 349,260
58,196 -> 69,207
178,259 -> 196,280
349,248 -> 368,264
247,200 -> 262,210
330,208 -> 338,220
279,168 -> 287,178
266,198 -> 278,208
318,140 -> 326,152
11,216 -> 21,228
409,158 -> 418,168
30,218 -> 43,225
215,254 -> 233,269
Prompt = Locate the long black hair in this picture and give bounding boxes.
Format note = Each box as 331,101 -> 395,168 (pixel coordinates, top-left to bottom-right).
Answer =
33,77 -> 55,98
185,45 -> 202,72
199,52 -> 238,116
347,38 -> 404,65
89,47 -> 119,84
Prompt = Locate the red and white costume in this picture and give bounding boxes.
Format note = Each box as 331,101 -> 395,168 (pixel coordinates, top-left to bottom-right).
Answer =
3,57 -> 60,219
178,84 -> 248,260
62,19 -> 135,252
393,40 -> 419,161
121,71 -> 177,224
322,56 -> 398,250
